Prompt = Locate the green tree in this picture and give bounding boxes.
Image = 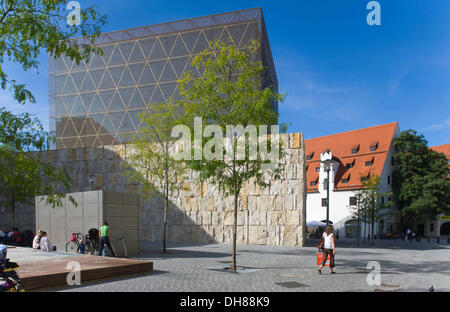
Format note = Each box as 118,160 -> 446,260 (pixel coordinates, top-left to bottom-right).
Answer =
0,1 -> 106,224
392,130 -> 450,230
177,40 -> 285,270
352,174 -> 392,245
124,103 -> 187,253
0,108 -> 75,224
0,0 -> 106,103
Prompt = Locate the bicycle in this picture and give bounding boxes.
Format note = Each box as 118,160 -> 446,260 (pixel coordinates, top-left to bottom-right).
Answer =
66,230 -> 99,255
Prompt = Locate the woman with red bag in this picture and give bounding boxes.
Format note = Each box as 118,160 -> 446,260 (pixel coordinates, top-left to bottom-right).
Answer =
318,225 -> 336,274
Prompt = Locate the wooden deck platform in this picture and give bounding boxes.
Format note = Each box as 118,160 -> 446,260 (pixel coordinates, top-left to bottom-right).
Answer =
17,255 -> 153,290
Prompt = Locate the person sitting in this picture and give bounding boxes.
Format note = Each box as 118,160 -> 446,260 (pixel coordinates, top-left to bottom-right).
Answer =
2,228 -> 19,245
40,232 -> 56,252
77,240 -> 86,254
32,230 -> 43,251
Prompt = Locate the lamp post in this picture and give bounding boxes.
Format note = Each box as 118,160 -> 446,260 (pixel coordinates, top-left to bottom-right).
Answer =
88,174 -> 96,191
321,159 -> 332,226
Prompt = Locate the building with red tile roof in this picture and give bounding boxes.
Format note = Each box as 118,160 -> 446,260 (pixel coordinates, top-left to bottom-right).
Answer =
304,122 -> 400,238
430,143 -> 450,160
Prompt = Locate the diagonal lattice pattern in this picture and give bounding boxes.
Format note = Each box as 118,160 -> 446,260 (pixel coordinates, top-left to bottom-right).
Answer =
49,8 -> 277,149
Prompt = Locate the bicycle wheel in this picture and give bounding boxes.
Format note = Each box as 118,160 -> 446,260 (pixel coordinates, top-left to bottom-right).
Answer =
66,241 -> 78,253
85,241 -> 94,255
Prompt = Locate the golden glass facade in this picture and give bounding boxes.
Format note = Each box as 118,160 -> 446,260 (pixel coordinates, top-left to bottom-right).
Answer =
49,8 -> 277,149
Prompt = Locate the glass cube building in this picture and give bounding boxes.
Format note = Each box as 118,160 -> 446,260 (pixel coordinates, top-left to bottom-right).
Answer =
49,8 -> 278,149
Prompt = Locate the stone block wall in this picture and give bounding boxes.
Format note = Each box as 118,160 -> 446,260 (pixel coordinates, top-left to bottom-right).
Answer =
35,191 -> 140,256
0,200 -> 35,232
12,132 -> 306,248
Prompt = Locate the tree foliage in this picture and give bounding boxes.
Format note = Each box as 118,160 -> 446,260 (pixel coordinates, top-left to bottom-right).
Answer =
0,0 -> 107,103
0,1 -> 106,223
177,40 -> 285,270
352,174 -> 392,244
124,102 -> 186,253
392,130 -> 450,225
0,108 -> 75,223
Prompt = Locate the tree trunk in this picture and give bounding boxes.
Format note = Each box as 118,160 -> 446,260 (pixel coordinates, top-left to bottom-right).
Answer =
163,195 -> 168,253
363,216 -> 367,245
232,184 -> 238,271
12,200 -> 16,227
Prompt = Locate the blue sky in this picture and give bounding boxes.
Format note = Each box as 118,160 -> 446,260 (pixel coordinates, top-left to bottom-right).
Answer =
2,0 -> 449,147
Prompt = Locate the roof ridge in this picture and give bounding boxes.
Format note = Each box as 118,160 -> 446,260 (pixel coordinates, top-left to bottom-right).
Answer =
430,143 -> 450,148
304,122 -> 398,142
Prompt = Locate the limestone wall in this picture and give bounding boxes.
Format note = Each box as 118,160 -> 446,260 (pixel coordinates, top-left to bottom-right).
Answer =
23,132 -> 306,247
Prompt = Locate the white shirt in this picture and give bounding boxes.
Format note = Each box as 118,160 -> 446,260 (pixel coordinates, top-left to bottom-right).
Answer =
32,235 -> 41,249
40,237 -> 52,251
323,232 -> 334,249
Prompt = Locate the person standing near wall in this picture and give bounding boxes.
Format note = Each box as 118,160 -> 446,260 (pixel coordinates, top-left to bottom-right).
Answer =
98,221 -> 115,257
318,225 -> 336,274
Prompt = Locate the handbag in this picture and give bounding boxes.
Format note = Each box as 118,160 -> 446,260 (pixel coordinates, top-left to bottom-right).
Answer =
317,250 -> 330,266
317,236 -> 324,250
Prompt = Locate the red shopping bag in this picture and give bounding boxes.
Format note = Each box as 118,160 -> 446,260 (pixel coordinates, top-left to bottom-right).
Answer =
316,250 -> 330,266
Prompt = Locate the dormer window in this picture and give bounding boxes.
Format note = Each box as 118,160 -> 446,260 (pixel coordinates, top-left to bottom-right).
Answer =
361,176 -> 368,182
370,141 -> 378,152
306,152 -> 314,160
315,167 -> 320,172
341,172 -> 350,184
310,180 -> 317,187
351,144 -> 360,154
365,157 -> 374,167
346,159 -> 355,169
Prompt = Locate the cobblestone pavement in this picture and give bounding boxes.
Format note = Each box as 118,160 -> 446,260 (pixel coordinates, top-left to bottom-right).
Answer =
42,239 -> 450,292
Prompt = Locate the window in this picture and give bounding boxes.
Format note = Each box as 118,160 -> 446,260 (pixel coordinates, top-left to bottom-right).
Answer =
361,176 -> 368,182
370,141 -> 378,151
341,178 -> 349,184
349,197 -> 357,206
387,175 -> 391,185
365,161 -> 372,167
306,152 -> 314,160
310,181 -> 317,187
315,167 -> 320,172
346,159 -> 355,169
430,223 -> 434,232
351,145 -> 360,154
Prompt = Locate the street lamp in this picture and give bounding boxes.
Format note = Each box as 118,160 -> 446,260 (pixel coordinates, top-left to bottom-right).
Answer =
88,174 -> 96,191
321,159 -> 332,226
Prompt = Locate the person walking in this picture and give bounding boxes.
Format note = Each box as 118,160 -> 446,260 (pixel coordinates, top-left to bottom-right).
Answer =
98,221 -> 115,257
318,225 -> 336,274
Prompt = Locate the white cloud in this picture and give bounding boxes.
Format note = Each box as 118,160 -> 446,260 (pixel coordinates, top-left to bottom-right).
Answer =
422,118 -> 450,131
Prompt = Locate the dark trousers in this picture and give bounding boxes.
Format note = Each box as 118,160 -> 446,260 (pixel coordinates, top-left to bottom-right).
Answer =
98,236 -> 115,257
321,248 -> 335,268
